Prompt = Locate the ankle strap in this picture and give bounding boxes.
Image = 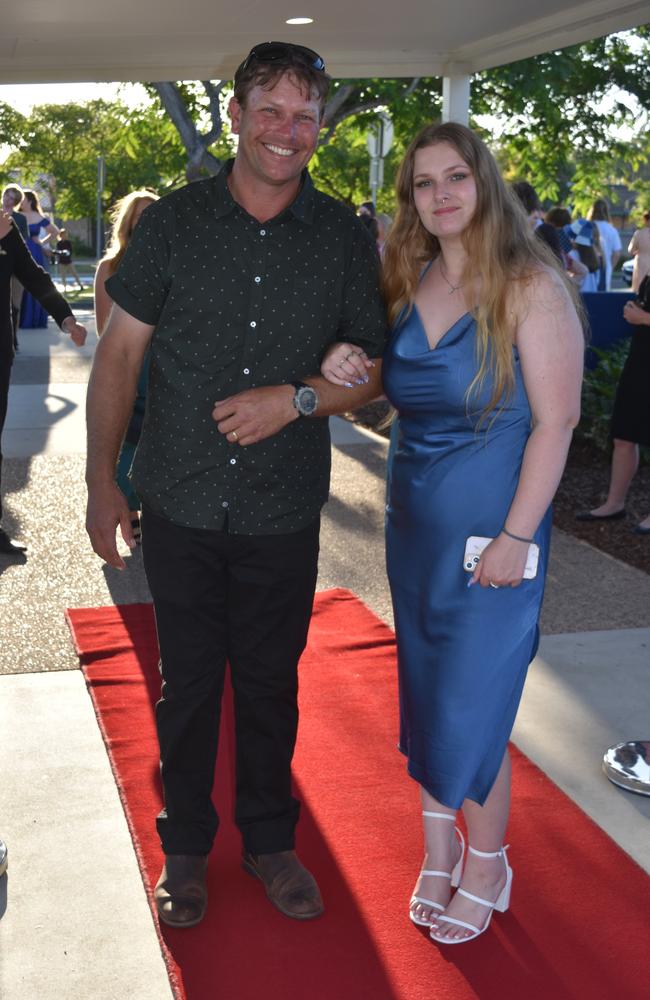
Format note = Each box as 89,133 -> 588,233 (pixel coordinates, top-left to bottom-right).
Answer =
468,844 -> 509,859
422,811 -> 456,822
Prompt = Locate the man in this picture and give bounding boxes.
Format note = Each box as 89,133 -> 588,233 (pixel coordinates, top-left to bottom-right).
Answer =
2,184 -> 28,350
86,41 -> 386,928
0,211 -> 86,556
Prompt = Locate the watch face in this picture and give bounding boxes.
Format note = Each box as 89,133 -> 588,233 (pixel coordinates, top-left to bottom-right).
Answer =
295,386 -> 318,415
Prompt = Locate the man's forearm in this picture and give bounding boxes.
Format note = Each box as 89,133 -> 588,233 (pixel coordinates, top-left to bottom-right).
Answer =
86,337 -> 140,486
304,360 -> 383,417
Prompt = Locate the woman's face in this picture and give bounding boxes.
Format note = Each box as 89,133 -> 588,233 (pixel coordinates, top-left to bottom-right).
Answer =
412,141 -> 477,242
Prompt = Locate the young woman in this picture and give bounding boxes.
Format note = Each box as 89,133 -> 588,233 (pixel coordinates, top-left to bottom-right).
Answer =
322,122 -> 583,944
94,190 -> 159,540
19,189 -> 60,328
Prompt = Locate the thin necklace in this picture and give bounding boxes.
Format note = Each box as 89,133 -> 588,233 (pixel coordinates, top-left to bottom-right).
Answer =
439,259 -> 463,294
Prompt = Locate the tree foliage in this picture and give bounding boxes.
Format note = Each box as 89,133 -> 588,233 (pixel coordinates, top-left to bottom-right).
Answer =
2,29 -> 648,227
473,30 -> 650,211
1,99 -> 186,219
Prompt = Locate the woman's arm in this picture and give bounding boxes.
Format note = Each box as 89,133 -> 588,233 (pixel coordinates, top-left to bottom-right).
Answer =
628,231 -> 639,256
472,270 -> 584,587
94,258 -> 113,335
40,219 -> 60,245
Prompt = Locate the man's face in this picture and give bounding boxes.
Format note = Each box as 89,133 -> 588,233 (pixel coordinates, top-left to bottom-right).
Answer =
229,73 -> 321,190
2,191 -> 19,213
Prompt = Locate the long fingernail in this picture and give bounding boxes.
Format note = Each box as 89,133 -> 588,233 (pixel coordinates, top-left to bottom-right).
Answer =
344,381 -> 354,388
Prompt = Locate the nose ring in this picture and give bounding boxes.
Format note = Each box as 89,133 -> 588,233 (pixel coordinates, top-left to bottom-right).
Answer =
441,196 -> 449,204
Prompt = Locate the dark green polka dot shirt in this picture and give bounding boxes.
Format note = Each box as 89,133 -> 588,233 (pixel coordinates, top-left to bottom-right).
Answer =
106,161 -> 387,534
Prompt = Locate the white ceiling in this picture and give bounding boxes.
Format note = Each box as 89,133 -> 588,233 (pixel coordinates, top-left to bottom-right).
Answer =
1,0 -> 648,84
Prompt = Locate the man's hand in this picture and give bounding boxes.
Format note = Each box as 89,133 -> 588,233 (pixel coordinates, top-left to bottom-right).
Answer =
212,385 -> 298,446
86,480 -> 136,570
62,316 -> 88,346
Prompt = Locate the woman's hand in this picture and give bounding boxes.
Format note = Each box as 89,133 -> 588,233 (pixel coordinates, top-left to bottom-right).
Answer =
321,341 -> 374,386
470,534 -> 529,589
623,299 -> 650,327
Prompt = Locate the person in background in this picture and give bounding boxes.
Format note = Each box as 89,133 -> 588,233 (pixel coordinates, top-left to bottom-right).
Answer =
357,200 -> 375,219
94,190 -> 159,543
322,122 -> 583,944
1,184 -> 28,350
627,210 -> 650,293
85,41 -> 386,930
376,212 -> 393,255
544,207 -> 589,286
19,189 -> 60,328
511,181 -> 563,263
55,229 -> 84,292
587,198 -> 621,290
564,219 -> 603,293
576,277 -> 650,534
0,211 -> 86,555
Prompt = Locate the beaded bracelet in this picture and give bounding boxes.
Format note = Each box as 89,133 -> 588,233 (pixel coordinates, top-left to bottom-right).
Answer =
502,526 -> 535,544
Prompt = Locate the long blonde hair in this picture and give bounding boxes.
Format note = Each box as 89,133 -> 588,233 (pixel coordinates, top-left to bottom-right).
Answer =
382,122 -> 572,418
103,190 -> 159,274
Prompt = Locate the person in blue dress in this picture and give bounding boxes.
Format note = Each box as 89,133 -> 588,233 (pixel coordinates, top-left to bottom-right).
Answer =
321,122 -> 583,944
19,189 -> 60,329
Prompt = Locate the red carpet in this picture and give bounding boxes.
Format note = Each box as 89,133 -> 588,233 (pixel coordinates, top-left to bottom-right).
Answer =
67,589 -> 648,1000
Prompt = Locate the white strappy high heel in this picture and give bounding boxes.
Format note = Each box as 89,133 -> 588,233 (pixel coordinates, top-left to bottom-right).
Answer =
409,811 -> 466,927
429,844 -> 512,944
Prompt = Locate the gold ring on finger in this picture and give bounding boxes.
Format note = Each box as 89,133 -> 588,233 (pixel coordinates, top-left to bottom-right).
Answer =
230,430 -> 238,442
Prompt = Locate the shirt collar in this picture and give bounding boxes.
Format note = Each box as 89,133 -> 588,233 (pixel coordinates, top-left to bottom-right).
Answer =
210,159 -> 315,225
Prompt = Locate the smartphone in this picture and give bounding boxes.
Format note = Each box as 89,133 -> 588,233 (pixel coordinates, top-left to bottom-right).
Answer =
463,535 -> 539,579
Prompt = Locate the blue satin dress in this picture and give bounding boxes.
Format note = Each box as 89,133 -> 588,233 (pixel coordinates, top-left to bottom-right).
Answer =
383,305 -> 551,810
20,221 -> 51,328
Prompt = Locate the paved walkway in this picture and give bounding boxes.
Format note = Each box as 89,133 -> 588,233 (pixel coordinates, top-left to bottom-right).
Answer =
1,318 -> 649,998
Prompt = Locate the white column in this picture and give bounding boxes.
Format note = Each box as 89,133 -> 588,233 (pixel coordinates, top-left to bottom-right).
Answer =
442,72 -> 471,125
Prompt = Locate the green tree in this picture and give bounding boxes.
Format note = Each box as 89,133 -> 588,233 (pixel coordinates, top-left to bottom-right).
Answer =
148,29 -> 650,209
474,31 -> 650,207
2,99 -> 186,220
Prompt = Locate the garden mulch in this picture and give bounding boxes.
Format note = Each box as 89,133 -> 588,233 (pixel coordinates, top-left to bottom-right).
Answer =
345,402 -> 650,577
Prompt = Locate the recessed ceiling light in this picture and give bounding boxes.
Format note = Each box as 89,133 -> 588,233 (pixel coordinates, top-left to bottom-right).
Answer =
286,17 -> 314,25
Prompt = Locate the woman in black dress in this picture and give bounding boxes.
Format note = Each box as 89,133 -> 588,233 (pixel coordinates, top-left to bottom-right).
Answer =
576,276 -> 650,534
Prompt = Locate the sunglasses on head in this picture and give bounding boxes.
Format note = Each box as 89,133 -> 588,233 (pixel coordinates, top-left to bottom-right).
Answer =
238,41 -> 326,75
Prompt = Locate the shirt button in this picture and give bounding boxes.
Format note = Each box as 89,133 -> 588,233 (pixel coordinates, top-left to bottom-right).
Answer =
222,501 -> 229,508
243,368 -> 250,375
259,229 -> 266,236
229,458 -> 237,465
250,321 -> 257,328
254,276 -> 261,283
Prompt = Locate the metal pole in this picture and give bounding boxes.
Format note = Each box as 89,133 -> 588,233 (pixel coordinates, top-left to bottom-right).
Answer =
96,156 -> 105,257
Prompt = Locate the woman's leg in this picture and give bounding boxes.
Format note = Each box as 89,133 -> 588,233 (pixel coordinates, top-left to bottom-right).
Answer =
431,751 -> 511,941
410,787 -> 462,925
588,439 -> 639,515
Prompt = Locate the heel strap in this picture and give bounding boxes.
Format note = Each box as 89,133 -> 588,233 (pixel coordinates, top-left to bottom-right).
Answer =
422,811 -> 455,822
467,844 -> 509,859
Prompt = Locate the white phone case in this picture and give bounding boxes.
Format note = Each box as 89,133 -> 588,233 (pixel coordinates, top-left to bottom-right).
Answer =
463,535 -> 539,579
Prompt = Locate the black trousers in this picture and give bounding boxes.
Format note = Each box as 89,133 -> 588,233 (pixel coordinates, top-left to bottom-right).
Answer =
141,508 -> 320,857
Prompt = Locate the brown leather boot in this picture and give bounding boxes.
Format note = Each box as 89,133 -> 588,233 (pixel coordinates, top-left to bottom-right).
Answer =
154,854 -> 208,928
242,850 -> 324,920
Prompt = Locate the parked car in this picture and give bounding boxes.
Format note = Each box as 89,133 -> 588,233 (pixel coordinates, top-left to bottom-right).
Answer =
621,258 -> 634,286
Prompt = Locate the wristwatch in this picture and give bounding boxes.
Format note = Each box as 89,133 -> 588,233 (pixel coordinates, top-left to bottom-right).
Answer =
290,381 -> 319,416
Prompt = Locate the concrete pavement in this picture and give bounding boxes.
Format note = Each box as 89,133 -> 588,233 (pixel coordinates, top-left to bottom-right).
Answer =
0,316 -> 649,998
